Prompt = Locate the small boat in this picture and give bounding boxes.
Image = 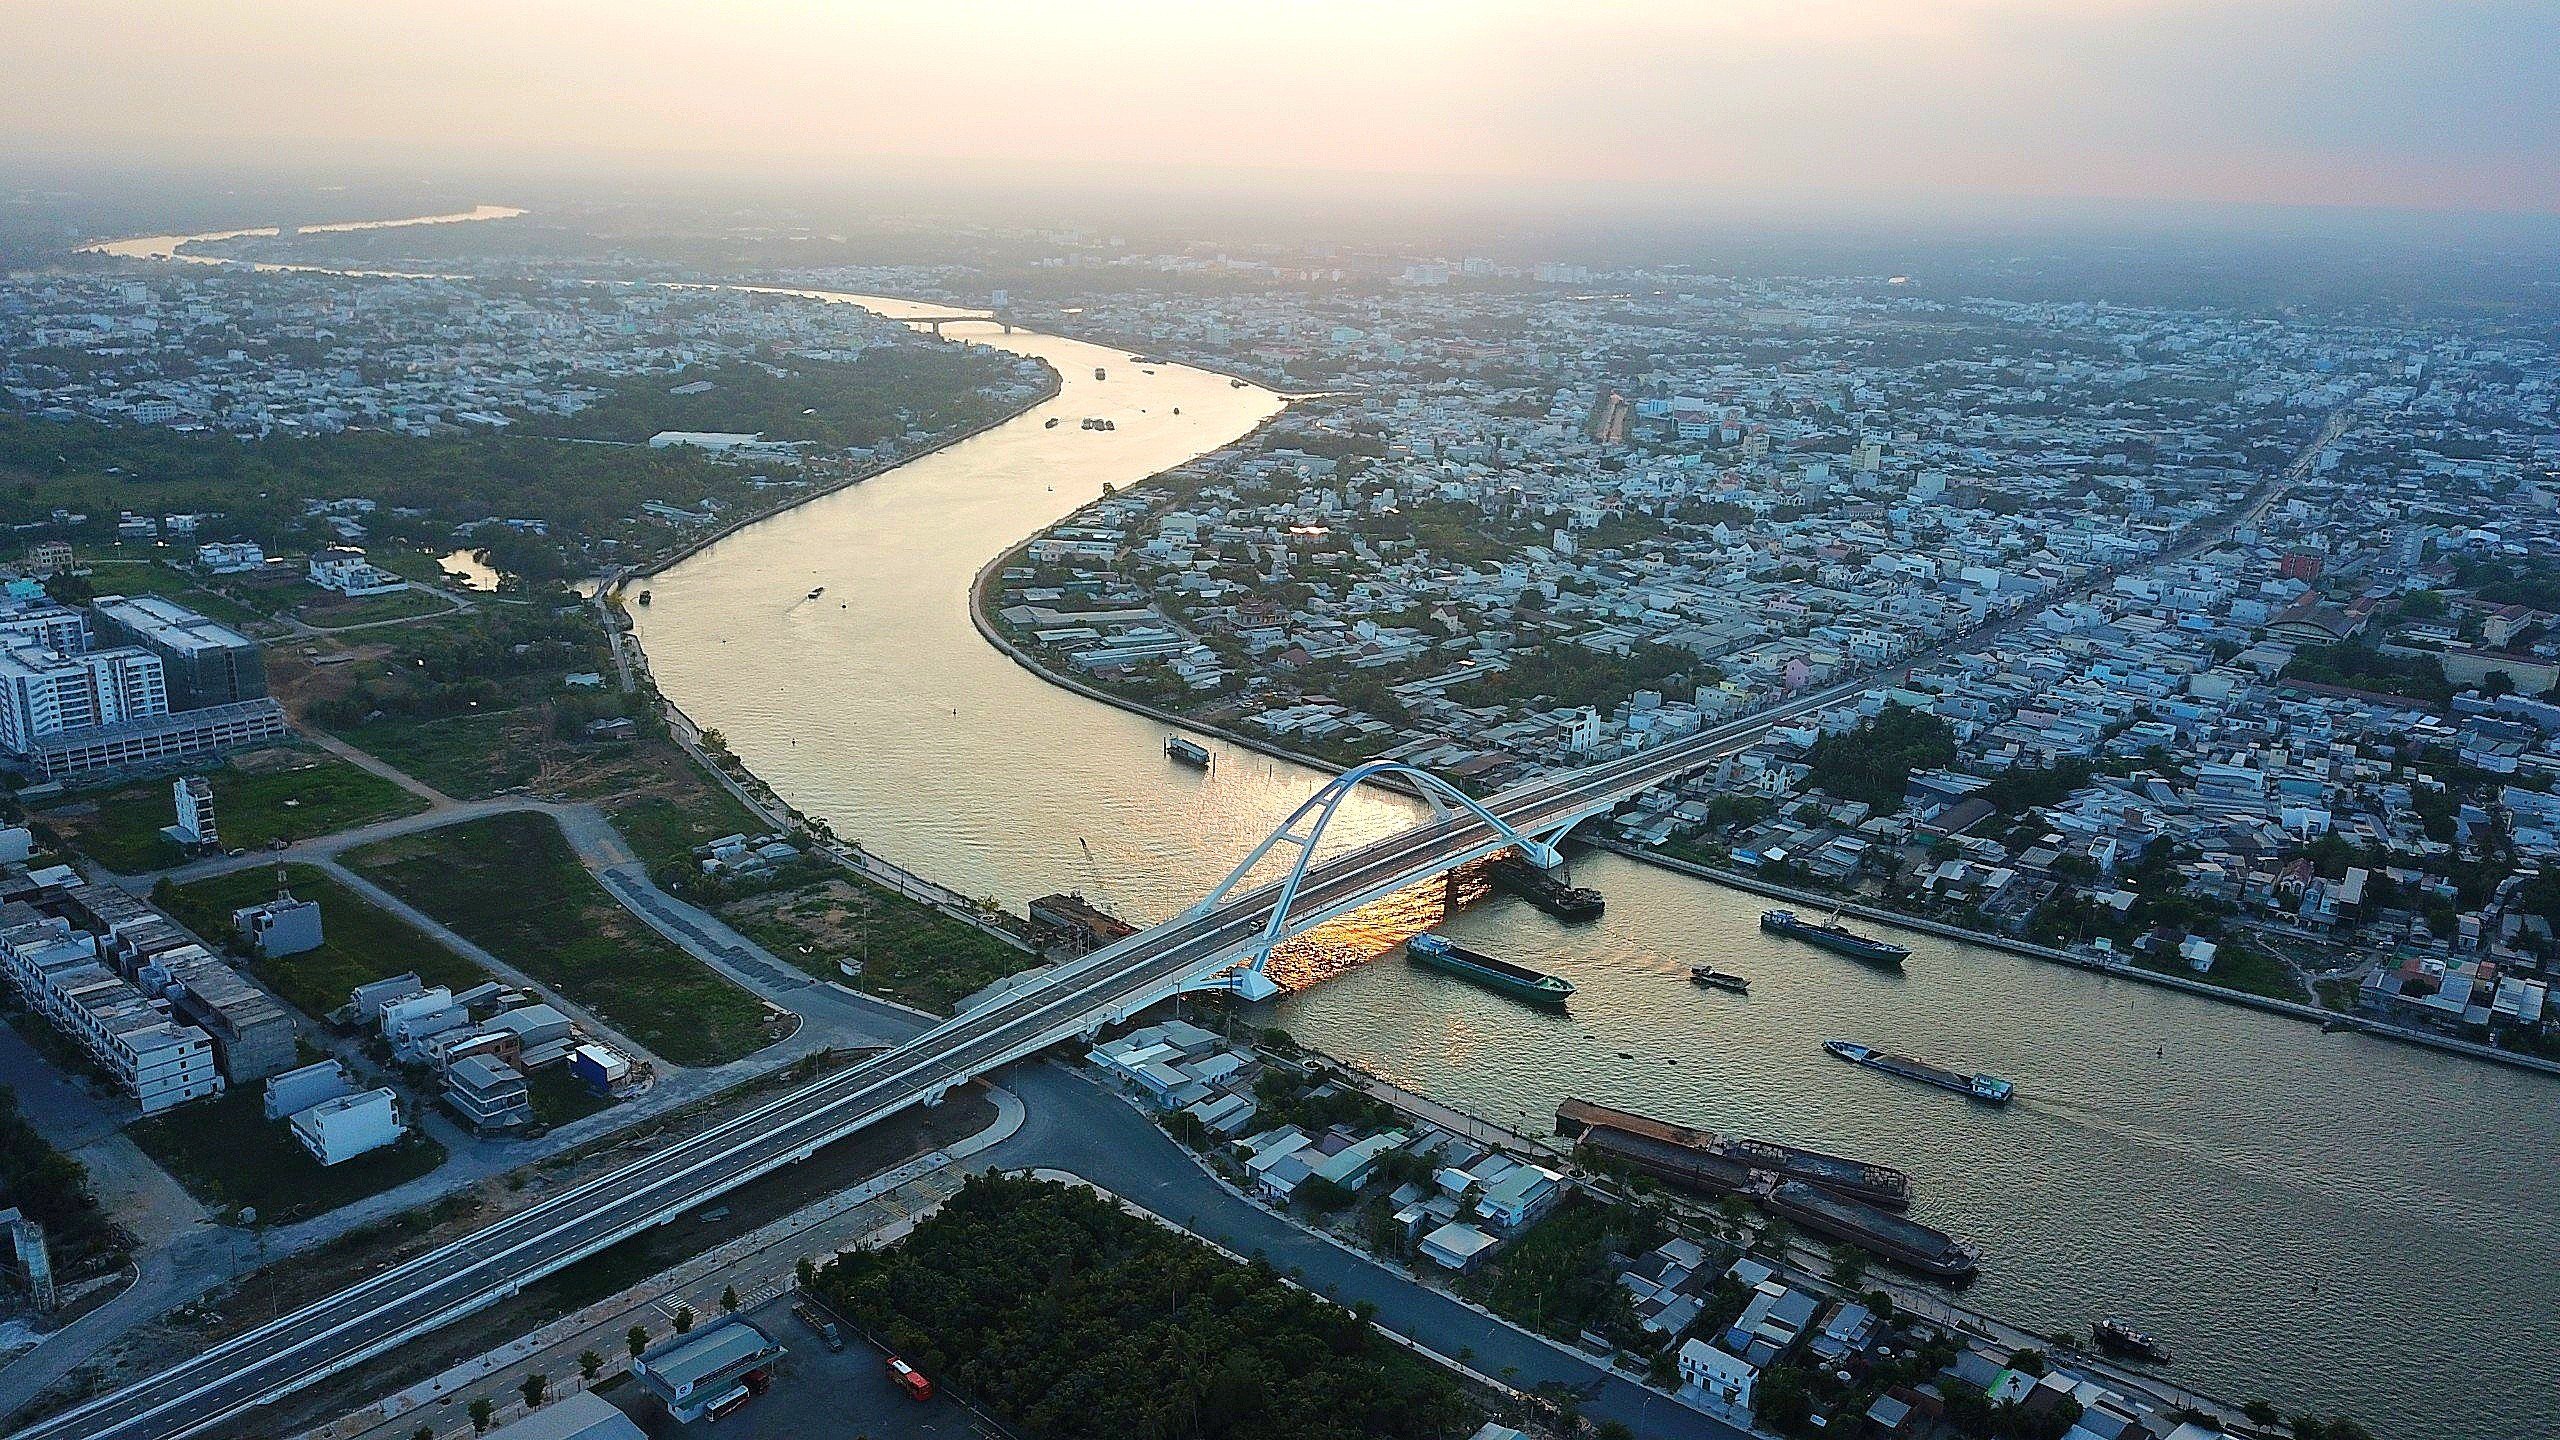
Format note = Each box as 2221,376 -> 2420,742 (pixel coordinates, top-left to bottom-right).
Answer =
1172,406 -> 1180,415
1093,366 -> 1107,380
1229,379 -> 1245,388
636,591 -> 652,606
1163,735 -> 1212,769
1406,934 -> 1573,1006
806,586 -> 825,600
2094,1319 -> 2171,1362
1690,966 -> 1750,994
1044,417 -> 1060,428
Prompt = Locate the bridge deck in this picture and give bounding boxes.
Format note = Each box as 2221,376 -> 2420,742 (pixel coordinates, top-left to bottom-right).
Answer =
19,695 -> 1817,1440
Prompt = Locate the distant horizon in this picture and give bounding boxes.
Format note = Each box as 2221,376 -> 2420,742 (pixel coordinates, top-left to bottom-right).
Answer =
11,152 -> 2560,248
5,1 -> 2554,221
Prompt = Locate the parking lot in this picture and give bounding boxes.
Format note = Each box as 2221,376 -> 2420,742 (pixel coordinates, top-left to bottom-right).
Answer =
603,1294 -> 1002,1440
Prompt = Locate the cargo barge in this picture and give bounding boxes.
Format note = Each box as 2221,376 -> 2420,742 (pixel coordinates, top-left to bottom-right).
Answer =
1690,965 -> 1751,994
1555,1098 -> 1911,1209
1487,854 -> 1604,920
1405,933 -> 1574,1006
1762,1178 -> 1978,1279
1825,1039 -> 2013,1104
1761,908 -> 1910,968
1163,734 -> 1212,768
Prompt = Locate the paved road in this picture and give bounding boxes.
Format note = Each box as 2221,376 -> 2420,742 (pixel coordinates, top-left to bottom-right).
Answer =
19,406 -> 2350,1440
986,1064 -> 1747,1440
12,698 -> 1830,1440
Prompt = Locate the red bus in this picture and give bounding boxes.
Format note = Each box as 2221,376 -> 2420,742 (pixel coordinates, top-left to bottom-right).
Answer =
886,1356 -> 934,1402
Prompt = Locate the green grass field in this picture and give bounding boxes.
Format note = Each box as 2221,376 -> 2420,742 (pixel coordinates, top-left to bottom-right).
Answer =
289,587 -> 458,628
78,557 -> 276,628
38,750 -> 427,872
341,708 -> 544,799
157,863 -> 491,1021
722,873 -> 1031,1015
128,1087 -> 445,1225
346,812 -> 770,1066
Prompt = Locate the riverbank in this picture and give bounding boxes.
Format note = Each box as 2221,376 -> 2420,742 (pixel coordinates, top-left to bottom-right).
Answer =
610,283 -> 2552,1440
966,541 -> 2560,1086
1616,841 -> 2560,1083
632,362 -> 1064,580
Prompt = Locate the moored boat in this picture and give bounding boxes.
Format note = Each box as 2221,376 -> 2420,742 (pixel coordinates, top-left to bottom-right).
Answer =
1762,1178 -> 1978,1279
1163,734 -> 1212,769
1554,1098 -> 1913,1209
2094,1318 -> 2172,1362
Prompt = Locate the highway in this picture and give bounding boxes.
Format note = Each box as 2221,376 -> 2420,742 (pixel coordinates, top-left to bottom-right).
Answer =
13,690 -> 1826,1440
21,410 -> 2347,1440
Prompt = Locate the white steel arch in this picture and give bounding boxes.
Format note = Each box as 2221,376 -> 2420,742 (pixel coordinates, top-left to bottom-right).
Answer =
1180,759 -> 1586,1000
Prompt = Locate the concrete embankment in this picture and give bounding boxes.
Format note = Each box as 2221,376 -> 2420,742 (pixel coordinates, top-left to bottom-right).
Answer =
968,572 -> 2560,1086
1612,840 -> 2560,1082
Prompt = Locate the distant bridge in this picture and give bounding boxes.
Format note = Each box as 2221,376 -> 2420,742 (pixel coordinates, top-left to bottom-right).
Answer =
903,313 -> 1014,335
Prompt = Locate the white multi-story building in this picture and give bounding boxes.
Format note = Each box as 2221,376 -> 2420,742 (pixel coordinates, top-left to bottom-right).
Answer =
0,915 -> 221,1114
0,645 -> 168,755
306,548 -> 410,597
170,775 -> 217,847
194,541 -> 267,574
0,604 -> 92,655
288,1088 -> 405,1166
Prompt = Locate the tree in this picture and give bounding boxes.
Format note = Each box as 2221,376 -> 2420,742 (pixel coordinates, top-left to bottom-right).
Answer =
673,1304 -> 696,1334
796,1256 -> 817,1288
468,1397 -> 495,1435
1756,1367 -> 1813,1431
412,1429 -> 433,1440
520,1372 -> 547,1409
720,1283 -> 741,1313
579,1349 -> 604,1381
626,1324 -> 650,1358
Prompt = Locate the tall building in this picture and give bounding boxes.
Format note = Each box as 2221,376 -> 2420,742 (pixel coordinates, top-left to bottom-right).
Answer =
0,645 -> 169,754
0,603 -> 91,654
88,594 -> 267,708
170,775 -> 217,847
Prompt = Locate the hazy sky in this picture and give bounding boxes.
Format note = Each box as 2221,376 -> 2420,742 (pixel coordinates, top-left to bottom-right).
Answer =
7,0 -> 2554,216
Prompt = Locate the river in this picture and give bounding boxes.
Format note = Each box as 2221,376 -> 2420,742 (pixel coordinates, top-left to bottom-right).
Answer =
111,214 -> 2560,1440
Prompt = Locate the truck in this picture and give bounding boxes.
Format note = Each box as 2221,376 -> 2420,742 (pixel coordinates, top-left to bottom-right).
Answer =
792,1300 -> 844,1351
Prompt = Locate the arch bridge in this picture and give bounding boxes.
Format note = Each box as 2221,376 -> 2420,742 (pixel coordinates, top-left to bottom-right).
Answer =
31,698 -> 1845,1440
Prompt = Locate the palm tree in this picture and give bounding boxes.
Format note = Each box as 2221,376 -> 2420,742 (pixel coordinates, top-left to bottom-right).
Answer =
579,1349 -> 604,1381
